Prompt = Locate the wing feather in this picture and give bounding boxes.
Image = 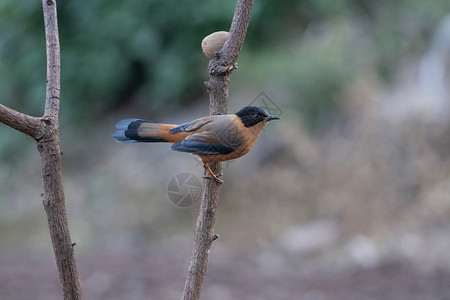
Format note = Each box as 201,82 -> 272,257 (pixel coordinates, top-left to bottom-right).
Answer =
169,116 -> 215,134
171,132 -> 236,155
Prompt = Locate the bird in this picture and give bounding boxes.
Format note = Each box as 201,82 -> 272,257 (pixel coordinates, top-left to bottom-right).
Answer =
112,106 -> 280,183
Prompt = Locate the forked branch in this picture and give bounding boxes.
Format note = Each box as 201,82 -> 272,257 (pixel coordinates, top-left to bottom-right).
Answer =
0,1 -> 82,299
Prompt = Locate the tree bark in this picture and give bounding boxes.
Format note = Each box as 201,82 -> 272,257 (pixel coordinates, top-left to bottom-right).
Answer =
181,1 -> 255,299
0,104 -> 42,138
0,1 -> 82,299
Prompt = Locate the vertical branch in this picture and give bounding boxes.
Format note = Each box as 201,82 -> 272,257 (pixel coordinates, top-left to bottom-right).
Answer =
181,0 -> 255,299
39,0 -> 83,299
42,0 -> 60,118
0,0 -> 82,299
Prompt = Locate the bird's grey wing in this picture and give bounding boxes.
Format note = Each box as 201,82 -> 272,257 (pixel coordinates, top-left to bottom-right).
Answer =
169,116 -> 215,134
171,131 -> 237,155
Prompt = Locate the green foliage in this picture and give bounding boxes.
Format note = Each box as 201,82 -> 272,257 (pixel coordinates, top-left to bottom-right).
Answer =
0,0 -> 237,124
239,0 -> 450,130
235,19 -> 360,130
0,0 -> 449,130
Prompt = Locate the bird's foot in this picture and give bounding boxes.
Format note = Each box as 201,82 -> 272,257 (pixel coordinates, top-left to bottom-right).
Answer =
203,173 -> 224,184
203,162 -> 224,184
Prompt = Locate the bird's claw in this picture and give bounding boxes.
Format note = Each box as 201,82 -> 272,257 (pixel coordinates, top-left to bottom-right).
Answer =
203,174 -> 224,184
203,162 -> 224,184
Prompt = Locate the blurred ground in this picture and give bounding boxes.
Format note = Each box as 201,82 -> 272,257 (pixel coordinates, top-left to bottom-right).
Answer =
3,2 -> 450,300
2,243 -> 450,300
3,62 -> 450,298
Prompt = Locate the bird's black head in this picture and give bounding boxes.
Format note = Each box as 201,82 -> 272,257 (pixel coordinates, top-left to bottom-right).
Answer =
235,106 -> 280,127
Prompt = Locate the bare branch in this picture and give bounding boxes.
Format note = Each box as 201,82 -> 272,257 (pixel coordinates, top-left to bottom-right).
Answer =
0,104 -> 42,138
39,1 -> 83,299
42,0 -> 61,119
207,0 -> 254,88
0,1 -> 82,299
182,168 -> 222,300
222,0 -> 255,63
1,1 -> 82,299
182,1 -> 255,299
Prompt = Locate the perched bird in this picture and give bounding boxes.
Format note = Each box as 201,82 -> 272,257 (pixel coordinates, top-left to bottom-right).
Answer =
113,106 -> 280,183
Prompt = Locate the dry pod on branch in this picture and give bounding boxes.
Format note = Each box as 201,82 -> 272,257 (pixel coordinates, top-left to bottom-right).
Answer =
201,31 -> 229,59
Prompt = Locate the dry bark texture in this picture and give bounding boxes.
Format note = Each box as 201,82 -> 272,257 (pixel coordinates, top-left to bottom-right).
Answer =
0,1 -> 82,299
181,0 -> 255,299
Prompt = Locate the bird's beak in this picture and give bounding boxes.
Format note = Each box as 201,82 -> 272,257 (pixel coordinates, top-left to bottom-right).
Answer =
265,115 -> 280,121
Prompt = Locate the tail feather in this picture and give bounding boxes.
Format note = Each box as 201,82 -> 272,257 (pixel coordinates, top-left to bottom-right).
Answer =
113,119 -> 176,143
113,119 -> 142,143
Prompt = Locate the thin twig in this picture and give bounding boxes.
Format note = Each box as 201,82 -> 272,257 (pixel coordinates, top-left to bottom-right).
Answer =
181,1 -> 255,299
42,0 -> 61,119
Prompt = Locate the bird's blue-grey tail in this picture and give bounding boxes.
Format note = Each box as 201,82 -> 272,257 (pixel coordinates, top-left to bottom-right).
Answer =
112,119 -> 139,143
112,118 -> 179,143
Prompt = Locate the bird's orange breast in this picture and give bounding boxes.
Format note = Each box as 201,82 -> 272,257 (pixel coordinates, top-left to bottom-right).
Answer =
198,119 -> 268,163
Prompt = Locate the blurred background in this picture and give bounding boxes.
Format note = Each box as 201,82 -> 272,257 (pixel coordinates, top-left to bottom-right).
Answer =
2,0 -> 450,299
